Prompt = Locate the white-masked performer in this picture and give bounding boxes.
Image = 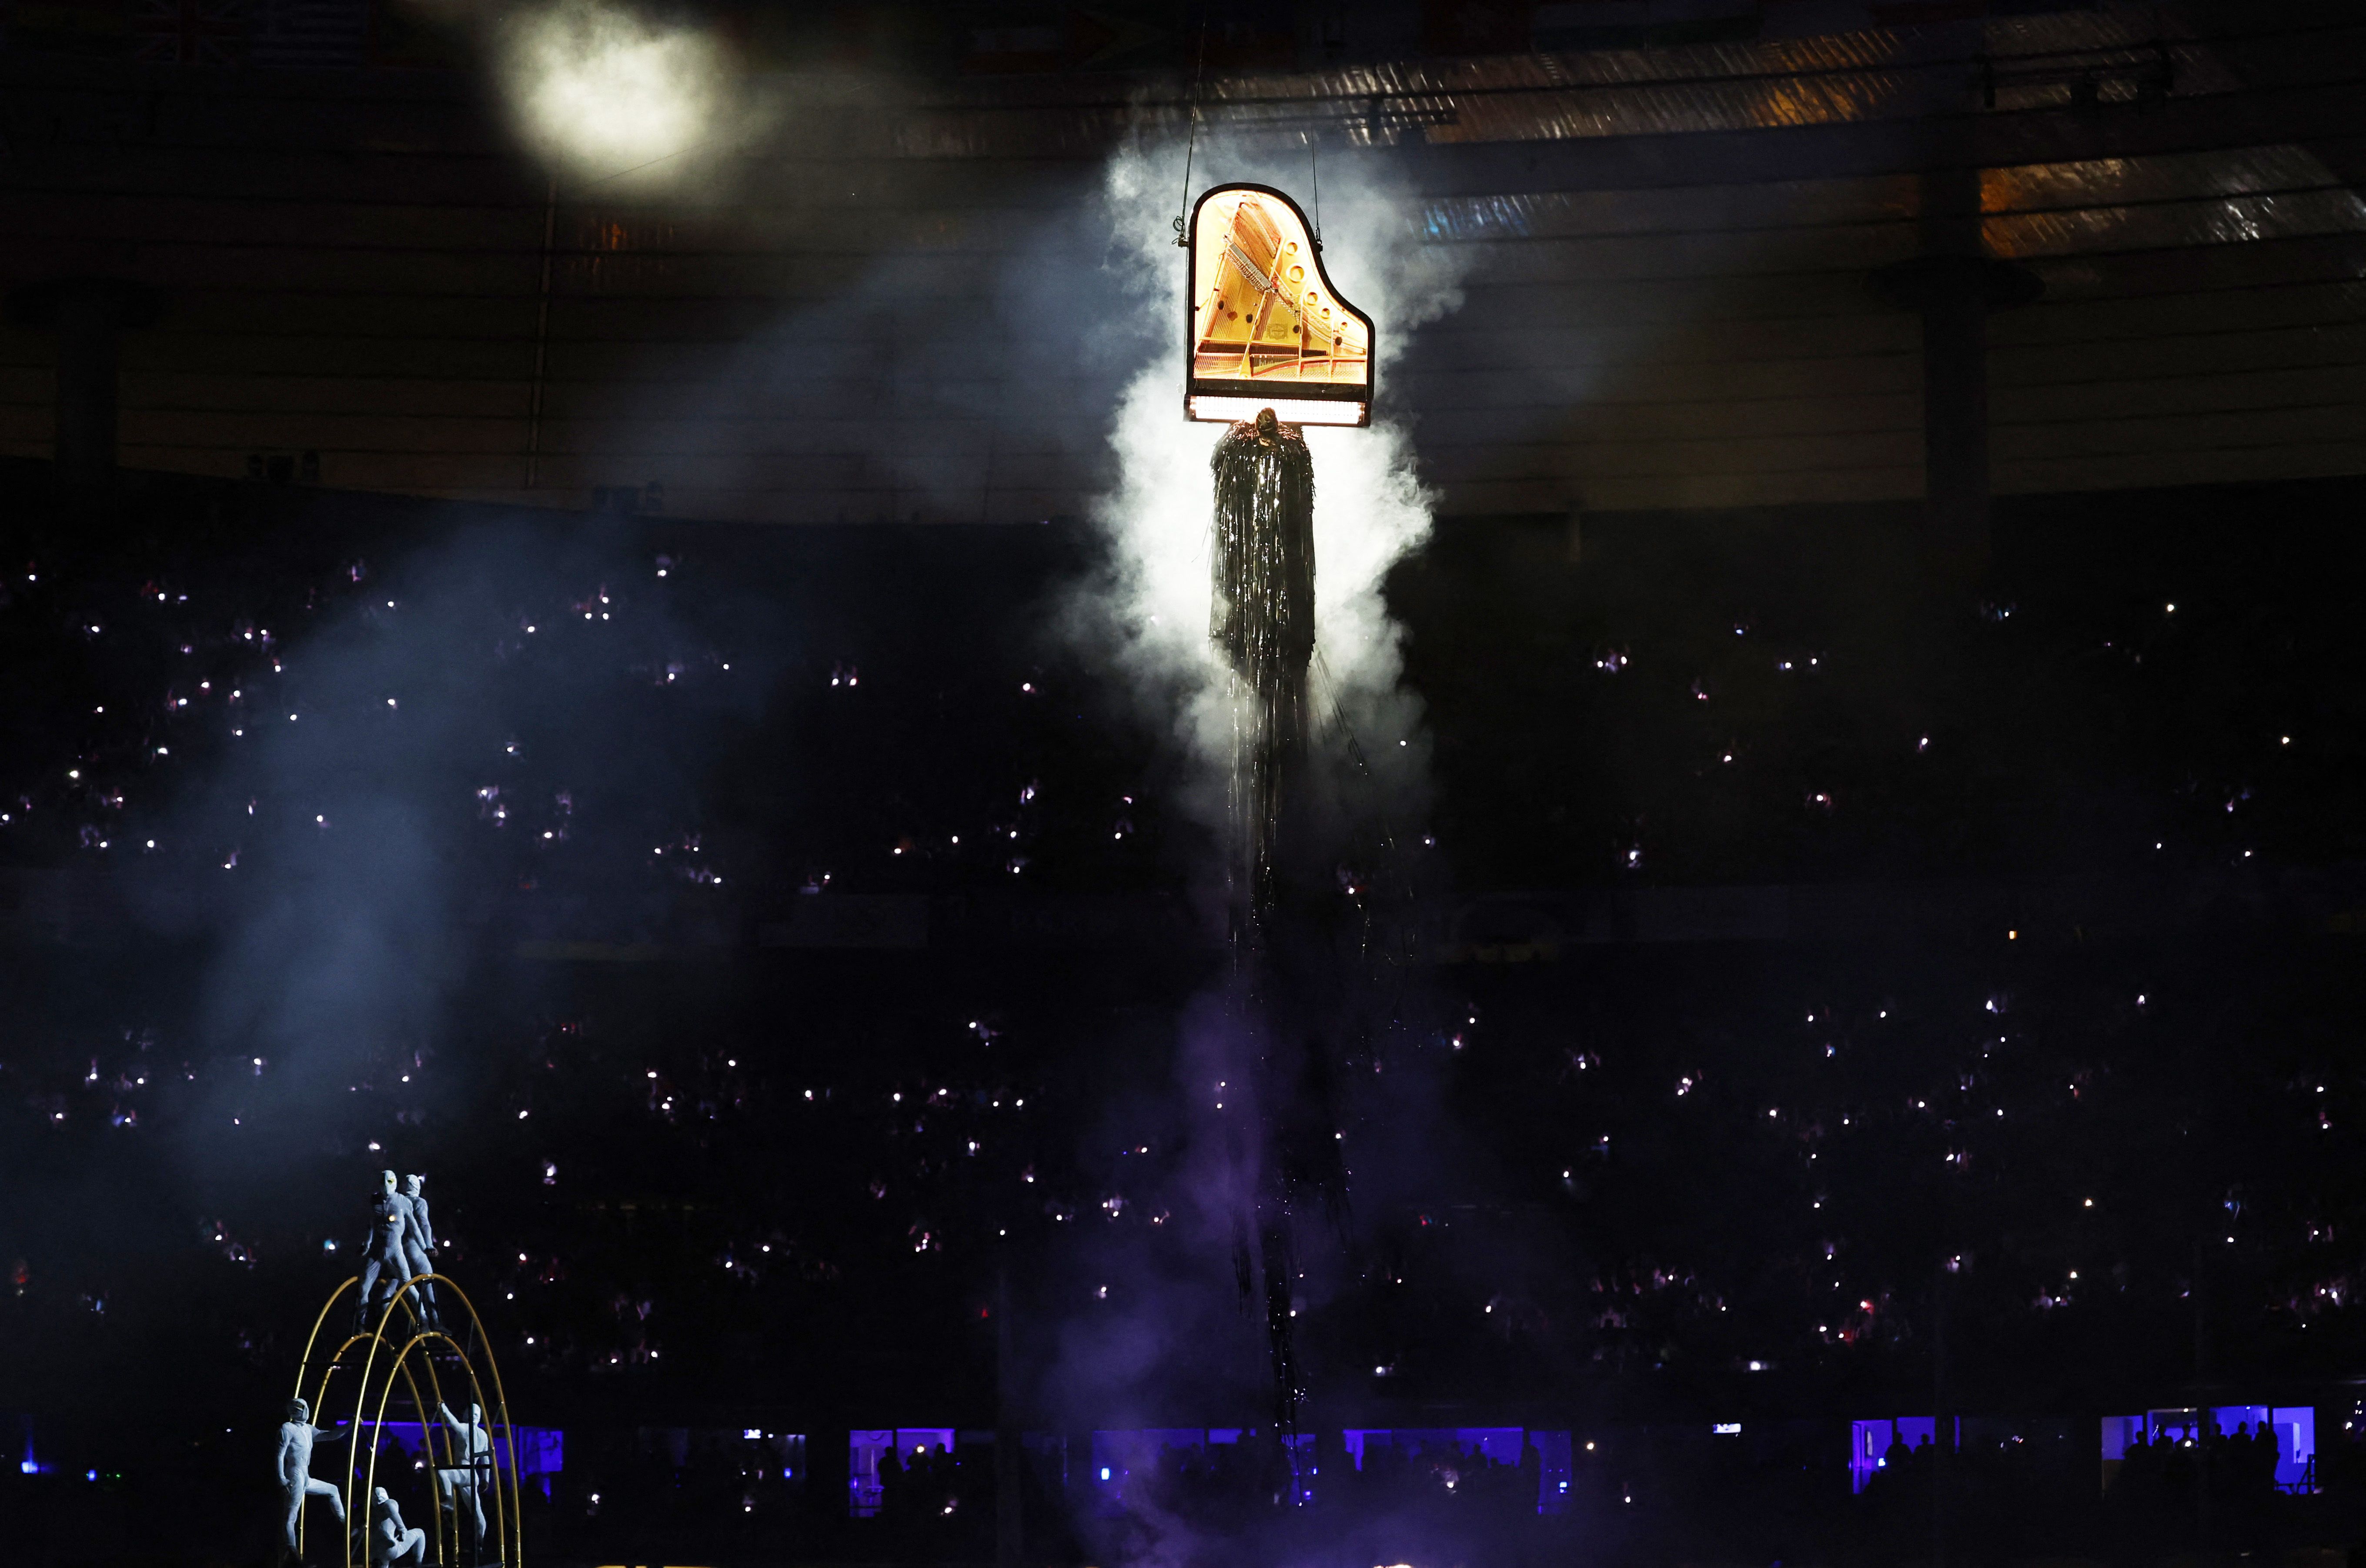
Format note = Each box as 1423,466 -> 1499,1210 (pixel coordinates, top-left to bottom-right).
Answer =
275,1397 -> 351,1563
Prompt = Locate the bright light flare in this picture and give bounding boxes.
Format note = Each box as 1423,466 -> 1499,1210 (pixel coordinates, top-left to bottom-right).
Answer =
501,0 -> 729,178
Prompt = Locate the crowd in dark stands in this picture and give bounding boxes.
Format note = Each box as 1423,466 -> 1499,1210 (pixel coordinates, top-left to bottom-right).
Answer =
8,472 -> 2366,1567
2115,1423 -> 2288,1505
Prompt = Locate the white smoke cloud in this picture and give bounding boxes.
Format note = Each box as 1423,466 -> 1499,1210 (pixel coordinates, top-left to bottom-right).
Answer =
1083,135 -> 1467,813
496,0 -> 738,181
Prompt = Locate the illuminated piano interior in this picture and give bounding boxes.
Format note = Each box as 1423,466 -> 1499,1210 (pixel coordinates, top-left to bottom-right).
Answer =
1191,192 -> 1370,390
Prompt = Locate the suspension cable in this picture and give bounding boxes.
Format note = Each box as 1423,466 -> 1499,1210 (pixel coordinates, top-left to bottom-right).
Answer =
1173,8 -> 1210,247
1309,133 -> 1322,248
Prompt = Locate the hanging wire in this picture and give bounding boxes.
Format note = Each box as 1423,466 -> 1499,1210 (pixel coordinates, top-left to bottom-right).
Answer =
1308,133 -> 1323,249
1173,9 -> 1211,247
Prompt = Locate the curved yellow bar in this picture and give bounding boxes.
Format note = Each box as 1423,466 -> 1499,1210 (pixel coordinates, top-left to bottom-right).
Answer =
294,1271 -> 522,1567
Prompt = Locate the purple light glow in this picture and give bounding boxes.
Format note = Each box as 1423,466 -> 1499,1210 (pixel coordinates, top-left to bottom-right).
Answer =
369,1421 -> 563,1477
1343,1427 -> 1573,1513
2100,1407 -> 2316,1492
846,1428 -> 956,1517
1849,1417 -> 1938,1494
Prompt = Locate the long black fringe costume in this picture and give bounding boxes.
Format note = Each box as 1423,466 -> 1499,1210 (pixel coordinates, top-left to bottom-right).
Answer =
1211,407 -> 1315,931
1209,407 -> 1317,1471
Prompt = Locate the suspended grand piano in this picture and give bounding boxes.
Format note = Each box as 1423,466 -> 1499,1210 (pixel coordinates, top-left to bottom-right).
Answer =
1183,183 -> 1373,427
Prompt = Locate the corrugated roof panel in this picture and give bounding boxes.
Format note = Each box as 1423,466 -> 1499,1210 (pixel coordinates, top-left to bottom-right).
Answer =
1975,145 -> 2366,258
896,8 -> 2258,156
1413,145 -> 2366,257
1988,188 -> 2366,259
1421,71 -> 1933,143
1420,176 -> 1917,242
1982,145 -> 2344,213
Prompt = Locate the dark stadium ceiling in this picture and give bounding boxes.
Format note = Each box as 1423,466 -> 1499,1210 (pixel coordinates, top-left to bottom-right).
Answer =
904,6 -> 2284,147
889,5 -> 2366,274
0,0 -> 2360,516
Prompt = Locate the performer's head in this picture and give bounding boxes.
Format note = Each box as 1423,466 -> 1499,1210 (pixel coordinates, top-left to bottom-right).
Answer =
381,1169 -> 398,1194
404,1173 -> 424,1197
287,1397 -> 309,1423
1255,407 -> 1279,442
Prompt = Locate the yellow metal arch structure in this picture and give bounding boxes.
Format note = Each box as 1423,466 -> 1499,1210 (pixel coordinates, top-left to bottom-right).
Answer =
290,1273 -> 525,1568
